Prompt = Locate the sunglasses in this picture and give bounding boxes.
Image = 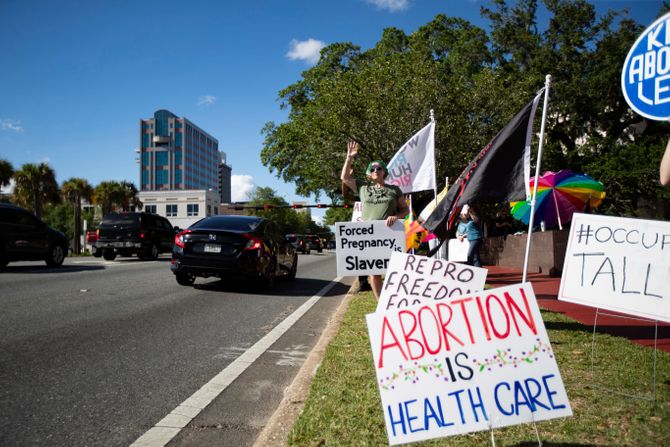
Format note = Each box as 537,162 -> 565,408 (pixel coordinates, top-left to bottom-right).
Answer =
369,166 -> 384,173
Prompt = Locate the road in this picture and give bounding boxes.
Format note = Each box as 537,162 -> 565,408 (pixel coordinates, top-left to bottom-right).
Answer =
0,251 -> 348,446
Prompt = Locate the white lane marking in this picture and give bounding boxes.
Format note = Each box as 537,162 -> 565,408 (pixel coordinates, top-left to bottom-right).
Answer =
130,276 -> 343,447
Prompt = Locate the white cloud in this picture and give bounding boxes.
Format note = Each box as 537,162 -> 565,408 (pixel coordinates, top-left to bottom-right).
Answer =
231,175 -> 255,202
365,0 -> 409,12
38,156 -> 50,164
1,118 -> 24,132
197,95 -> 216,106
287,38 -> 326,65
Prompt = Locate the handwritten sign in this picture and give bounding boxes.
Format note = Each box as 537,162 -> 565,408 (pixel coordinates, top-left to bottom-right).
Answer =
448,238 -> 469,262
376,252 -> 487,312
559,213 -> 670,322
367,283 -> 572,445
335,220 -> 405,276
621,12 -> 670,120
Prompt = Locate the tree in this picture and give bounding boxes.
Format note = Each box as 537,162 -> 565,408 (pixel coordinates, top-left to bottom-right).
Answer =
93,180 -> 142,215
0,159 -> 13,189
62,177 -> 93,254
13,162 -> 60,218
246,187 -> 307,234
323,205 -> 353,226
263,2 -> 670,219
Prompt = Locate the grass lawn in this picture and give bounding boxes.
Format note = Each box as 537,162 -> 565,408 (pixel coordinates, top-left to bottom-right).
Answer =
288,292 -> 669,446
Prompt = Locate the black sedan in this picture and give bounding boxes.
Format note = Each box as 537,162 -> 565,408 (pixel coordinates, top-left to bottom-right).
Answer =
0,203 -> 68,268
170,215 -> 297,288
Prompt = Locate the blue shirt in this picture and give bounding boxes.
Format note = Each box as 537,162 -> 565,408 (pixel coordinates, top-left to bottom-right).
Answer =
457,220 -> 482,241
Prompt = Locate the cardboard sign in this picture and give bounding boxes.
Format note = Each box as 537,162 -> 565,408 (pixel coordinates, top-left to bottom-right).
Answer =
376,252 -> 487,312
367,283 -> 572,445
559,213 -> 670,323
336,220 -> 405,276
621,12 -> 670,120
448,238 -> 469,262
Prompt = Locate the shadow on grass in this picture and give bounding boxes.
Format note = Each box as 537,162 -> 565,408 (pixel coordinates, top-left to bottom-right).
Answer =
510,443 -> 599,447
544,318 -> 670,341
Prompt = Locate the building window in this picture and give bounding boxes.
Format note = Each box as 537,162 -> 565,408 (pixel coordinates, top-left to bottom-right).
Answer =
141,170 -> 149,186
207,204 -> 211,216
142,134 -> 149,148
187,204 -> 199,217
175,132 -> 182,147
166,204 -> 178,217
145,205 -> 157,213
214,207 -> 218,215
155,170 -> 168,185
175,150 -> 182,165
155,151 -> 168,166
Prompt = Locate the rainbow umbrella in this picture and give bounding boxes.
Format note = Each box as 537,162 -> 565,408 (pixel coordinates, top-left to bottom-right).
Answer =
510,170 -> 605,230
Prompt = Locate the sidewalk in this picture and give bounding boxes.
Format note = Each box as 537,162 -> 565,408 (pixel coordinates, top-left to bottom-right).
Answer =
485,265 -> 670,353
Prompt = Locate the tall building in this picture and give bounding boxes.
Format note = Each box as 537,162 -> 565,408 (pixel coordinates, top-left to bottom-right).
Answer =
218,152 -> 232,204
139,109 -> 220,193
137,109 -> 229,227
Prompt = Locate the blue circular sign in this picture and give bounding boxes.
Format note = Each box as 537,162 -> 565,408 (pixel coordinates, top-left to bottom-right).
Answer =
621,12 -> 670,121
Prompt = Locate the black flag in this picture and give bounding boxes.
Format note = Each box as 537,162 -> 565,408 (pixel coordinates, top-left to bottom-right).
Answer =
425,90 -> 544,240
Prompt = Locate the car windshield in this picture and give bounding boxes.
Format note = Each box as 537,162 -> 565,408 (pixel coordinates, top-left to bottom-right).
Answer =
191,216 -> 262,231
285,235 -> 297,242
101,213 -> 140,225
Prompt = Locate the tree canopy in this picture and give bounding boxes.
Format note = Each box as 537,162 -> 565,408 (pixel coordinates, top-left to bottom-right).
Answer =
261,0 -> 670,218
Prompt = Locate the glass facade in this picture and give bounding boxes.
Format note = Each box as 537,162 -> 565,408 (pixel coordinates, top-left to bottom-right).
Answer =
140,110 -> 219,193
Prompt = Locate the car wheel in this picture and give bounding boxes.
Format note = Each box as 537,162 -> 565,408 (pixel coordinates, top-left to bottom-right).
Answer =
175,272 -> 195,286
103,249 -> 117,261
45,243 -> 66,267
0,258 -> 9,268
147,243 -> 159,261
92,246 -> 102,258
262,258 -> 277,290
287,254 -> 297,280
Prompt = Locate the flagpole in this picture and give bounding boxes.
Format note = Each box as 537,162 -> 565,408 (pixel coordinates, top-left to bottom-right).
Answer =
523,74 -> 552,282
429,109 -> 441,258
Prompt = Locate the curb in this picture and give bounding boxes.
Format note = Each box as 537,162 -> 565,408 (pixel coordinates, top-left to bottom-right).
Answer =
253,285 -> 357,446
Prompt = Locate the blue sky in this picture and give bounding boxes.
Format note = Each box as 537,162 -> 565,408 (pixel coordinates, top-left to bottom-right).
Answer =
0,0 -> 664,222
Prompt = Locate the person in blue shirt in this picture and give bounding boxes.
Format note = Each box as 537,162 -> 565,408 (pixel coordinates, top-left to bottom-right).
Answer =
456,204 -> 483,267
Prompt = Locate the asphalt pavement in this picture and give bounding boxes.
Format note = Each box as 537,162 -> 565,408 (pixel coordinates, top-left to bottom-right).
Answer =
0,251 -> 349,446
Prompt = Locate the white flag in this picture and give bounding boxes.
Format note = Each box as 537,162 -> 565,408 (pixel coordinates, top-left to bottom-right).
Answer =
385,121 -> 435,193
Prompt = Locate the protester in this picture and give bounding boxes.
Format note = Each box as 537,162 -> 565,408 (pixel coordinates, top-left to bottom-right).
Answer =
456,204 -> 483,267
661,136 -> 670,186
341,140 -> 408,298
341,175 -> 371,293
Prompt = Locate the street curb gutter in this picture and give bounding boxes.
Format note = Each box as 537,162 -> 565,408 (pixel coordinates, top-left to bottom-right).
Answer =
253,286 -> 356,446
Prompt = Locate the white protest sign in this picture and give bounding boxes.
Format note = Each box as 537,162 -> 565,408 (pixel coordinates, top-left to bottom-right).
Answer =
366,283 -> 572,445
448,238 -> 469,262
351,201 -> 362,222
559,213 -> 670,323
336,220 -> 405,276
376,252 -> 487,312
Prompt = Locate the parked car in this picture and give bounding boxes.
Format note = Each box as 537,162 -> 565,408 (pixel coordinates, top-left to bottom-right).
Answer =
0,203 -> 68,268
327,240 -> 336,250
171,215 -> 297,288
86,230 -> 102,257
285,234 -> 311,254
95,212 -> 175,261
307,234 -> 323,253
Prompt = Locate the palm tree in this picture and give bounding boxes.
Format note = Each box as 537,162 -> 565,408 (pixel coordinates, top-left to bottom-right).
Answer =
0,159 -> 14,189
62,178 -> 93,254
93,181 -> 121,215
119,181 -> 142,211
13,162 -> 60,218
